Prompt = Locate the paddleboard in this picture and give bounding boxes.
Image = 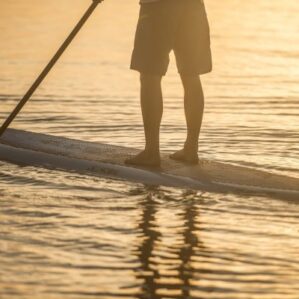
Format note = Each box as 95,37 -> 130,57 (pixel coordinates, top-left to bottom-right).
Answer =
0,129 -> 298,199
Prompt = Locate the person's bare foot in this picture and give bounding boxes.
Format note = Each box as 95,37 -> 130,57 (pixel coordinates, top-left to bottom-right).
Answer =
125,150 -> 161,168
169,148 -> 199,164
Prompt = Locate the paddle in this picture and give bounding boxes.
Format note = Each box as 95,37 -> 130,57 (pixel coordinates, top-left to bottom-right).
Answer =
0,0 -> 103,137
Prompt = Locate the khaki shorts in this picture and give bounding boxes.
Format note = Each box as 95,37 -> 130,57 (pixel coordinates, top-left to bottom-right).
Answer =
131,0 -> 212,76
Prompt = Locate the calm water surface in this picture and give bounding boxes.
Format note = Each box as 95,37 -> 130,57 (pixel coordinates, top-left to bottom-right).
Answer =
0,0 -> 299,298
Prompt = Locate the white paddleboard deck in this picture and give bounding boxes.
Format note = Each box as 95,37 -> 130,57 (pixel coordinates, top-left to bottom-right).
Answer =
0,129 -> 298,199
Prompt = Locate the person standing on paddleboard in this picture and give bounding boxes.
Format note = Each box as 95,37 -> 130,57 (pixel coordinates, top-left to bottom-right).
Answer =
126,0 -> 212,167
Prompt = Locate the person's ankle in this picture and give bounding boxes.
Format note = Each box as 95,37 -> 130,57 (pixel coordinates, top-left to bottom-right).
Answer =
184,142 -> 198,153
144,147 -> 160,157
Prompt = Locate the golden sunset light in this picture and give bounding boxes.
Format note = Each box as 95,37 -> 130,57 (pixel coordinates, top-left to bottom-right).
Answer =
0,1 -> 298,298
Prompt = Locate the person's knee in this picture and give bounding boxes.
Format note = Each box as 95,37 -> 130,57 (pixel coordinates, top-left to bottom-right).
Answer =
180,74 -> 201,90
180,75 -> 204,104
140,73 -> 162,88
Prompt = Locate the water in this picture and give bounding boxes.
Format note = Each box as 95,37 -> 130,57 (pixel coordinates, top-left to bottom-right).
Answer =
0,0 -> 299,298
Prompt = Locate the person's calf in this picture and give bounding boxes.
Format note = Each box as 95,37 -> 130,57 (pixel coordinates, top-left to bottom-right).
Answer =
180,75 -> 205,152
139,73 -> 163,155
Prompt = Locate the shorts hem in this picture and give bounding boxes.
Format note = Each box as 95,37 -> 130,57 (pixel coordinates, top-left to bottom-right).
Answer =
178,66 -> 213,76
130,65 -> 167,76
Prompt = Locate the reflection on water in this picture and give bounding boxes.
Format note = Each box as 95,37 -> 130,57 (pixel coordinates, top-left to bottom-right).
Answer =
0,165 -> 299,298
135,188 -> 203,298
0,0 -> 299,298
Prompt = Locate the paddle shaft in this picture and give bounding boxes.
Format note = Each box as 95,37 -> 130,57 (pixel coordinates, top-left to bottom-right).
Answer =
0,0 -> 102,137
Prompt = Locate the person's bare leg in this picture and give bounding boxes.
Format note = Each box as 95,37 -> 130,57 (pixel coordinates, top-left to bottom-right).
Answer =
170,75 -> 204,164
125,74 -> 163,167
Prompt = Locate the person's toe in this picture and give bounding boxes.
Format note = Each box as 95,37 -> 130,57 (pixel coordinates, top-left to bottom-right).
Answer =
169,149 -> 199,164
125,151 -> 161,167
